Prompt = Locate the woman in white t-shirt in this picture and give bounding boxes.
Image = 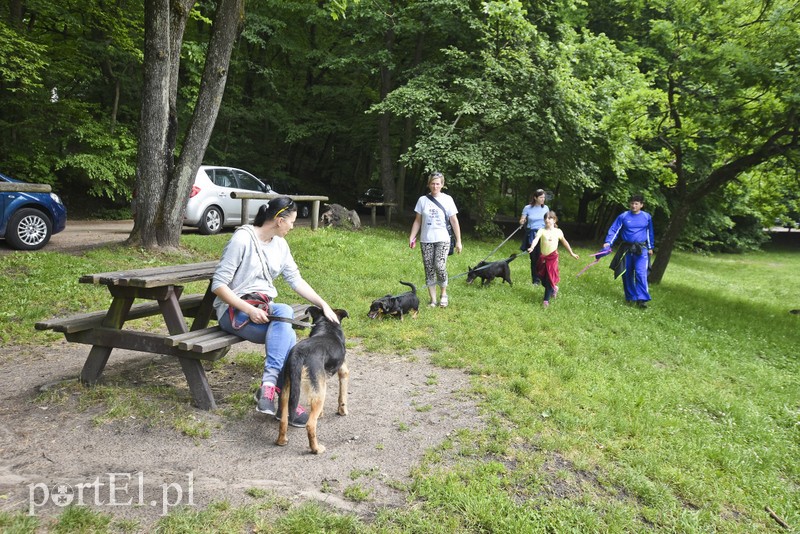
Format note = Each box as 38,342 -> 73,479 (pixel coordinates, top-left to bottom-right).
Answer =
408,172 -> 462,308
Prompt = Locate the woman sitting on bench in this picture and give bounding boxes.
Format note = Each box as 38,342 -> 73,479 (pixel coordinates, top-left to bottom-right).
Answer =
210,196 -> 339,428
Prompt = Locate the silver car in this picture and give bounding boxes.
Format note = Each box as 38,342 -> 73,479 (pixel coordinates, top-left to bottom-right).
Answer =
184,166 -> 274,235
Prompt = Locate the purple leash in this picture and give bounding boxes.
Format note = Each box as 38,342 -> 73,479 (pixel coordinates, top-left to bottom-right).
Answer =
575,246 -> 612,277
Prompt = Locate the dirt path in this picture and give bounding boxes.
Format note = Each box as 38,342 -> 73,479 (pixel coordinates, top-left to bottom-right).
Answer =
0,218 -> 317,255
0,339 -> 483,529
0,219 -> 135,255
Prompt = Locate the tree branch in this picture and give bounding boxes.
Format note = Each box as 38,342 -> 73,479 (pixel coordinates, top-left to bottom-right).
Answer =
694,124 -> 798,199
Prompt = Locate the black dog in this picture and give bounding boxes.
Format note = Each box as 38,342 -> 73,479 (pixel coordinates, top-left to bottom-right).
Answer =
466,255 -> 517,286
276,306 -> 349,455
367,281 -> 420,320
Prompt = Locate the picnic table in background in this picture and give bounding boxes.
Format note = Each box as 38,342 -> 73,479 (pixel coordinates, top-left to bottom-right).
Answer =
363,202 -> 397,226
229,192 -> 329,230
0,183 -> 52,192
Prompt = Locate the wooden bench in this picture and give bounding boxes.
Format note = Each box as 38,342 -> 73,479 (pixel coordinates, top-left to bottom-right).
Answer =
163,303 -> 311,360
36,294 -> 207,334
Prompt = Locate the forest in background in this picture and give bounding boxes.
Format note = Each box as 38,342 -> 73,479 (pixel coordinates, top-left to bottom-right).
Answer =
1,0 -> 798,259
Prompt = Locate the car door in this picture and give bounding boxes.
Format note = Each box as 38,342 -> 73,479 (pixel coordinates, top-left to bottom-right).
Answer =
207,168 -> 241,225
233,170 -> 271,223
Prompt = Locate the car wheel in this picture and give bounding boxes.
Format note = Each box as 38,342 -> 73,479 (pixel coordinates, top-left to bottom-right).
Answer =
6,208 -> 53,250
199,206 -> 223,235
299,204 -> 310,218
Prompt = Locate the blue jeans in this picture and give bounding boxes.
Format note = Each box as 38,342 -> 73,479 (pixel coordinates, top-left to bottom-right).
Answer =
218,302 -> 297,386
522,229 -> 542,284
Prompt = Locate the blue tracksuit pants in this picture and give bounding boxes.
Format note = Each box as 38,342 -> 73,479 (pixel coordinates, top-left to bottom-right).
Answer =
623,249 -> 651,302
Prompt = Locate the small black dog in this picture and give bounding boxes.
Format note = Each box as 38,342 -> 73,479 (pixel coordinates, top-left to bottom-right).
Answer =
276,306 -> 349,455
466,255 -> 517,286
367,281 -> 420,320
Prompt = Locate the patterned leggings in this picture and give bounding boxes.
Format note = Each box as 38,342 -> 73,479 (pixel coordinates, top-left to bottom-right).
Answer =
421,241 -> 449,287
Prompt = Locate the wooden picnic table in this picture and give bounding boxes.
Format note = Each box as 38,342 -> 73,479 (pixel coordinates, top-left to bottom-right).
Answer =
229,192 -> 329,230
36,261 -> 309,410
363,202 -> 397,226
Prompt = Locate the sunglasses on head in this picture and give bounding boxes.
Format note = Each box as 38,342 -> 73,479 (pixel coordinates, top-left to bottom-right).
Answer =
273,199 -> 295,219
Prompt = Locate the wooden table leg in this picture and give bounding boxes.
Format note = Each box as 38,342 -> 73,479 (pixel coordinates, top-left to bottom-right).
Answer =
311,201 -> 320,231
371,206 -> 377,226
80,346 -> 113,385
158,286 -> 221,410
177,357 -> 219,410
159,286 -> 189,334
80,295 -> 134,385
190,284 -> 217,331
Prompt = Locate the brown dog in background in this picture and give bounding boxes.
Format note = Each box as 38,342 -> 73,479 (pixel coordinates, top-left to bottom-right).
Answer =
275,306 -> 349,454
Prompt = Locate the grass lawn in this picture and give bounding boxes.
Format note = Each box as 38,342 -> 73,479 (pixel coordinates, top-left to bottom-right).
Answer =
0,225 -> 797,532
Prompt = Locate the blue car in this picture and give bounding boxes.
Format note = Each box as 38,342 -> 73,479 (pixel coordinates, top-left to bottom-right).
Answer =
0,172 -> 67,250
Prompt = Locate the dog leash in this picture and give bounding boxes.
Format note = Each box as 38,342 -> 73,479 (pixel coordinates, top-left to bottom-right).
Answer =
477,224 -> 524,266
575,247 -> 613,277
267,314 -> 312,329
450,224 -> 525,280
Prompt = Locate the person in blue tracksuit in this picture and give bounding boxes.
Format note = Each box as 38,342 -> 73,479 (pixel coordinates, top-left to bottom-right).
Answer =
603,195 -> 655,308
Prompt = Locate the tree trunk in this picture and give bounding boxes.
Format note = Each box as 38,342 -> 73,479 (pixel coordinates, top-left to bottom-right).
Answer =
378,21 -> 396,219
577,189 -> 601,225
130,0 -> 172,248
648,200 -> 690,283
9,0 -> 23,27
158,0 -> 243,247
130,0 -> 243,249
396,115 -> 414,213
395,32 -> 424,215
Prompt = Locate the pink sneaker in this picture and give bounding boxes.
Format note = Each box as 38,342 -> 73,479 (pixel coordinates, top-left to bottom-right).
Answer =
274,404 -> 309,428
254,383 -> 279,415
542,300 -> 549,309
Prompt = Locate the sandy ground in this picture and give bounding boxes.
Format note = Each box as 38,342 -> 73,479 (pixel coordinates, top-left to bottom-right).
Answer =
0,342 -> 482,529
0,220 -> 485,529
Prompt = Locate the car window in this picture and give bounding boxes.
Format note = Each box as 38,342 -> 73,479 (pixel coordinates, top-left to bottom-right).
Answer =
212,169 -> 236,188
235,171 -> 266,192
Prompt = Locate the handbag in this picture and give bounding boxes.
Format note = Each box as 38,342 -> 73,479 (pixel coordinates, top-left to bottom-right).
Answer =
229,292 -> 271,330
426,194 -> 455,255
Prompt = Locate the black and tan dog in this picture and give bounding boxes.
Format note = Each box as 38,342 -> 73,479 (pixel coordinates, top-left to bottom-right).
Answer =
367,281 -> 420,320
466,254 -> 518,286
276,306 -> 349,455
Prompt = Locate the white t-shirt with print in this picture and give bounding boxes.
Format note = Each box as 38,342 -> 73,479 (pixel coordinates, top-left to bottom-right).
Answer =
414,193 -> 458,244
